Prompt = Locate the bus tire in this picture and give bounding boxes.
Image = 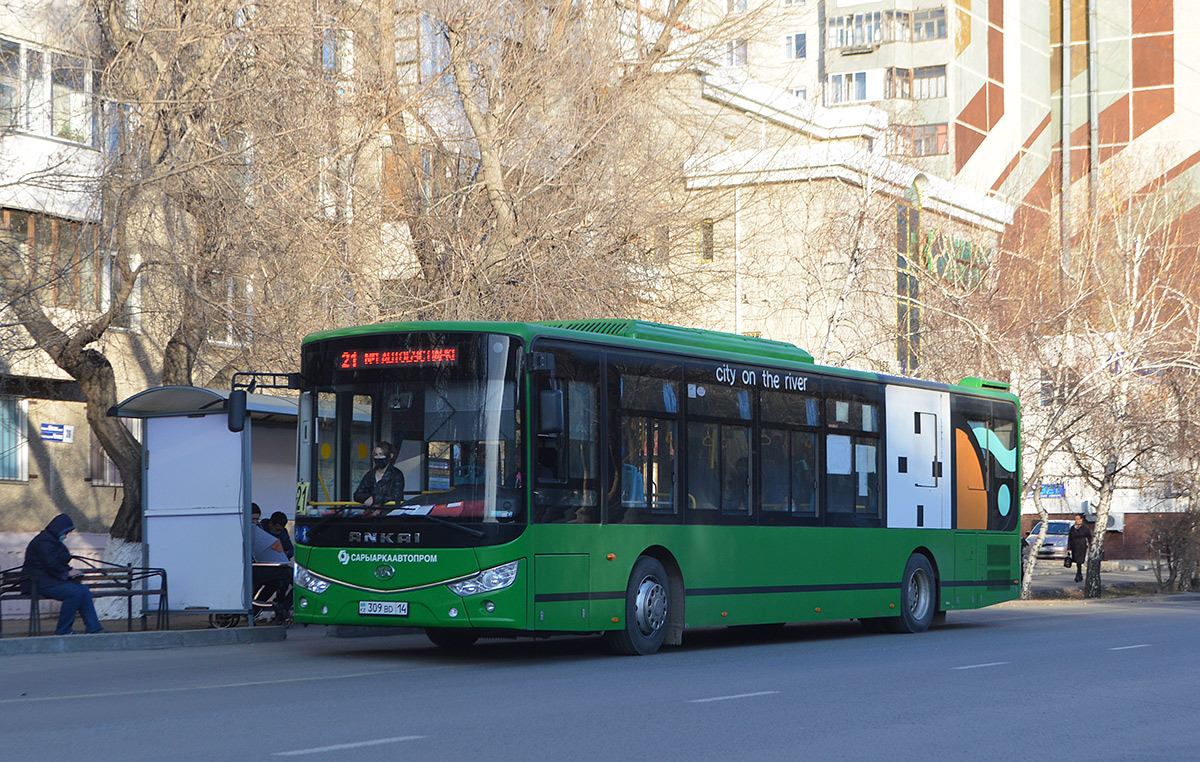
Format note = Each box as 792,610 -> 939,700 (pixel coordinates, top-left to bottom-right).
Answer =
605,556 -> 670,655
426,628 -> 479,650
886,554 -> 937,634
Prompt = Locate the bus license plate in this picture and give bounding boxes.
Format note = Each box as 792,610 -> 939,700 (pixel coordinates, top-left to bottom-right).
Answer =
359,601 -> 408,616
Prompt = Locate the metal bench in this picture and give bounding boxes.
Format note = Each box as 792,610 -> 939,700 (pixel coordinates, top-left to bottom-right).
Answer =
0,566 -> 43,637
0,558 -> 169,637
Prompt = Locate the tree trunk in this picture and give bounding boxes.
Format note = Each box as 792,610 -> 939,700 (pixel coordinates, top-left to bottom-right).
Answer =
1083,465 -> 1117,598
162,282 -> 210,386
77,352 -> 144,542
1021,491 -> 1051,599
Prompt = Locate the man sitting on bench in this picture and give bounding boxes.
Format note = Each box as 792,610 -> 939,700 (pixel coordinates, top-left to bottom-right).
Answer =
251,521 -> 292,615
22,514 -> 105,635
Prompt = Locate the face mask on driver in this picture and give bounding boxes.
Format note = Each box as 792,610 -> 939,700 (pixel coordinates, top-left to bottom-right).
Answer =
374,457 -> 389,469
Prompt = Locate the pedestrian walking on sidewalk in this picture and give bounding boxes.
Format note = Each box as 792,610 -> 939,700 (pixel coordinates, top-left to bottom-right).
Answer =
1068,513 -> 1093,583
22,514 -> 105,635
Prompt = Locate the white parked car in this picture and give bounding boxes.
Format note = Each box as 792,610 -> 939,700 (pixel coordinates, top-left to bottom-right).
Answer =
1026,521 -> 1072,560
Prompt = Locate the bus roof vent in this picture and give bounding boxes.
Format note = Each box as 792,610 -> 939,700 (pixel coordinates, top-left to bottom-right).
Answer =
538,319 -> 632,336
537,320 -> 815,365
959,376 -> 1010,391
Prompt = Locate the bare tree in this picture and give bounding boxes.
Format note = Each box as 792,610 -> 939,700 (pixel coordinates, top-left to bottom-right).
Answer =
990,165 -> 1200,597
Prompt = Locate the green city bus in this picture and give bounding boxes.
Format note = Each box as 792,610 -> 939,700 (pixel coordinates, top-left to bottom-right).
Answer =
289,320 -> 1020,654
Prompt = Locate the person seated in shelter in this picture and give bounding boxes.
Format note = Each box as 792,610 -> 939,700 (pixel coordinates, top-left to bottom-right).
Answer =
251,521 -> 292,613
354,441 -> 405,511
261,511 -> 294,559
22,513 -> 105,635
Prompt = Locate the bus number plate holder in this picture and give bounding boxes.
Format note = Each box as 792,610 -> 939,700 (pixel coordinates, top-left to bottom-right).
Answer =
359,601 -> 409,616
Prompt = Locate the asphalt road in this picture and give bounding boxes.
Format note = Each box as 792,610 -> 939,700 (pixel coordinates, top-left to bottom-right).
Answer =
3,595 -> 1198,762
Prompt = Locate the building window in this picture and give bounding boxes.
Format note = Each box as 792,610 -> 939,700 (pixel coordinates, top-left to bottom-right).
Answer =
896,201 -> 921,374
317,21 -> 354,79
826,72 -> 868,104
783,0 -> 806,5
2,209 -> 107,311
698,219 -> 714,261
1,38 -> 19,128
0,38 -> 96,146
792,86 -> 808,101
887,67 -> 946,100
90,418 -> 141,486
725,40 -> 748,67
825,12 -> 882,50
886,68 -> 911,99
51,53 -> 92,144
208,272 -> 254,346
784,33 -> 806,60
654,225 -> 670,265
886,10 -> 911,42
0,396 -> 29,482
911,123 -> 949,156
728,0 -> 747,12
912,8 -> 947,41
912,65 -> 947,99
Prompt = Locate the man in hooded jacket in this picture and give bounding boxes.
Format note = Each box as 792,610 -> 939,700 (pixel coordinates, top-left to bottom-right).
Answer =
22,514 -> 105,635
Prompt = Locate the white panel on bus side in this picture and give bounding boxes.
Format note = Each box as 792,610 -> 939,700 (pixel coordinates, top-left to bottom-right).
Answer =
885,385 -> 952,529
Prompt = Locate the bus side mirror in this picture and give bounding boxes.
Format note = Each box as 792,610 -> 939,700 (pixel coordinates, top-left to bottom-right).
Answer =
538,389 -> 564,435
228,389 -> 248,432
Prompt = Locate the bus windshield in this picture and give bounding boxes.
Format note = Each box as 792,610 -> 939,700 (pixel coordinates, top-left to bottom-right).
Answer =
299,333 -> 524,539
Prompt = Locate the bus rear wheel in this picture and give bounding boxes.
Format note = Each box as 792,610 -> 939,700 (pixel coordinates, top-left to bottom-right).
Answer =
426,628 -> 479,650
605,556 -> 670,655
886,554 -> 937,634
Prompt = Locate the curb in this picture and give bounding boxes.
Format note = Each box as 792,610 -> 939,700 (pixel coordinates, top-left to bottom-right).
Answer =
0,626 -> 286,656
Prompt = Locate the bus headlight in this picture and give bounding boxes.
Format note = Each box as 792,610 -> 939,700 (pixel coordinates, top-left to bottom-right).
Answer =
295,565 -> 331,594
447,561 -> 519,597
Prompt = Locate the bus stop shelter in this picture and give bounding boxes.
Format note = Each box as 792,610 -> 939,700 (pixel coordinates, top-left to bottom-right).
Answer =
110,386 -> 297,616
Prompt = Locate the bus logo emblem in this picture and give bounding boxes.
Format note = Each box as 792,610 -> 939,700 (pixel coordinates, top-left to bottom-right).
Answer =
374,564 -> 396,580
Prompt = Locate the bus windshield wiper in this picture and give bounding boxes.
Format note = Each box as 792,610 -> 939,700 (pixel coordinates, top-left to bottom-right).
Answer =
388,508 -> 486,538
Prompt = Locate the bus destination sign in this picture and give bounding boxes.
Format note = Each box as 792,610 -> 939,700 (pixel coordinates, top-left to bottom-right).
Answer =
339,348 -> 458,369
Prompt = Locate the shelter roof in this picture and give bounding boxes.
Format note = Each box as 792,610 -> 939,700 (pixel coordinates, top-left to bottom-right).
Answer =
109,386 -> 297,421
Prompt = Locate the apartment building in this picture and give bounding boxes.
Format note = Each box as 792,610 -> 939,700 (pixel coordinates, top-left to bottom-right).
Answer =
0,3 -> 160,535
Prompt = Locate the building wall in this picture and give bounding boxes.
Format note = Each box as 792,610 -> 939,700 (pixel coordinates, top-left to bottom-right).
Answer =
1,4 -> 157,535
1022,512 -> 1152,560
0,329 -> 159,534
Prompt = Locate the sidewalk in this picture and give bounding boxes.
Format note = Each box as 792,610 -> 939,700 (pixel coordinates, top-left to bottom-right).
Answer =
0,612 -> 287,656
1026,557 -> 1166,598
0,610 -> 415,656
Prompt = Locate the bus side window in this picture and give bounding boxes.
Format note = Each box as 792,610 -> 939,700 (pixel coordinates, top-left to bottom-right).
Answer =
760,386 -> 822,521
990,403 -> 1019,532
533,345 -> 601,524
608,354 -> 681,524
825,383 -> 882,527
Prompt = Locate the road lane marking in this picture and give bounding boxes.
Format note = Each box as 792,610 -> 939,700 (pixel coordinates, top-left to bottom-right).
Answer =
274,736 -> 425,756
0,666 -> 452,705
688,690 -> 780,703
951,662 -> 1009,670
1109,644 -> 1150,651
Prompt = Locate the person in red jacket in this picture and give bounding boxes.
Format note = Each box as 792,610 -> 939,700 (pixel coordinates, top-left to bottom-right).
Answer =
22,514 -> 105,635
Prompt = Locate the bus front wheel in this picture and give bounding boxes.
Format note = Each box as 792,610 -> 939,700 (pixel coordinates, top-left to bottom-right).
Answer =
886,554 -> 937,634
426,628 -> 479,650
606,556 -> 670,655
